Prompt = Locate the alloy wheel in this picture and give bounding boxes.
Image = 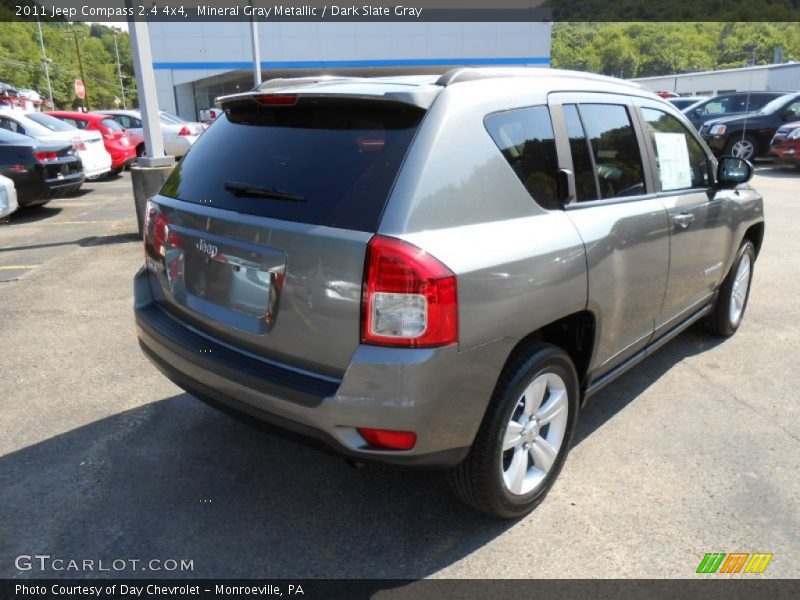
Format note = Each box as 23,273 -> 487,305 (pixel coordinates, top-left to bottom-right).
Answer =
729,253 -> 752,327
501,372 -> 568,496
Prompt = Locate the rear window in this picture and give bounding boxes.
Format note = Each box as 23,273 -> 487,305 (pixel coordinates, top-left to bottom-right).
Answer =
26,112 -> 76,132
100,118 -> 124,131
160,99 -> 424,232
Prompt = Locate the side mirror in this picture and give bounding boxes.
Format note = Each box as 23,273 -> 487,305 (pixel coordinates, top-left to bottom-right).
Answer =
717,156 -> 753,186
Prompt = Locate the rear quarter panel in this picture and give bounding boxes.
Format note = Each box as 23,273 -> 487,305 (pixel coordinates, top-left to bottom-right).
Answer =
380,81 -> 588,352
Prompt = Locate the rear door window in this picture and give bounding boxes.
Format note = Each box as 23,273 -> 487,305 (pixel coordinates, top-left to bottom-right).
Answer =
160,99 -> 424,232
562,104 -> 599,202
577,104 -> 646,199
485,106 -> 560,209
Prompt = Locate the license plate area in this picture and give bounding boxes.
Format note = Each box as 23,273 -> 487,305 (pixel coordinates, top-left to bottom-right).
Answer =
163,225 -> 286,335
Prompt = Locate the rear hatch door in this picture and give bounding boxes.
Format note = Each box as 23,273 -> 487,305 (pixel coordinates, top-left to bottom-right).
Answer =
144,95 -> 425,377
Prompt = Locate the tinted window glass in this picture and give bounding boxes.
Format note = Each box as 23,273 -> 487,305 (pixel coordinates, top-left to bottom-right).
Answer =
759,94 -> 800,115
0,117 -> 24,134
27,112 -> 76,132
161,100 -> 423,232
101,118 -> 124,132
563,104 -> 599,202
578,104 -> 646,199
642,108 -> 711,191
485,106 -> 559,209
109,115 -> 128,128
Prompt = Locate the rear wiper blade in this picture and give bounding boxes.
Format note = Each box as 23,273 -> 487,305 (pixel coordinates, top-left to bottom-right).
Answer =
224,181 -> 306,202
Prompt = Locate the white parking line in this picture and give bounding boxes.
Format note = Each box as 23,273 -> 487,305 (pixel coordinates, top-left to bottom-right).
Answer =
0,264 -> 40,270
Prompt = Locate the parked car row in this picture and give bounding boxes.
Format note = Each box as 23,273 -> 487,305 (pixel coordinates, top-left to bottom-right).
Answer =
0,107 -> 206,214
100,110 -> 204,158
666,90 -> 800,162
0,128 -> 84,210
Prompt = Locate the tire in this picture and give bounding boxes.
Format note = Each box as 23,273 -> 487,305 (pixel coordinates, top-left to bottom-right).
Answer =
705,240 -> 756,337
724,135 -> 758,161
449,343 -> 579,519
136,144 -> 145,157
107,168 -> 123,178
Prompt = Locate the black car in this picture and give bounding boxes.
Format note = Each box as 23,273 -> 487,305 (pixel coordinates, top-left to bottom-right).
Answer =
700,93 -> 800,160
683,91 -> 786,130
0,128 -> 84,207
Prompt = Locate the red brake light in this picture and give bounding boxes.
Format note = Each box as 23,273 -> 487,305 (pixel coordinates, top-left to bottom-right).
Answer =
72,138 -> 86,151
361,235 -> 457,348
253,94 -> 297,106
145,200 -> 182,259
177,126 -> 191,136
357,428 -> 417,450
35,151 -> 57,162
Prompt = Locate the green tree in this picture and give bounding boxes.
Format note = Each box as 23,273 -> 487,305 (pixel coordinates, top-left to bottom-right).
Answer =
0,21 -> 137,109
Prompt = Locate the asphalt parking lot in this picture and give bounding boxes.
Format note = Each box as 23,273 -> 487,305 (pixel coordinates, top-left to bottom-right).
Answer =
1,168 -> 798,580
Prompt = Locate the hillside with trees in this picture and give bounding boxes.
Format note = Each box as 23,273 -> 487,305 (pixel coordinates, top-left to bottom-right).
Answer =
0,22 -> 136,110
551,22 -> 800,78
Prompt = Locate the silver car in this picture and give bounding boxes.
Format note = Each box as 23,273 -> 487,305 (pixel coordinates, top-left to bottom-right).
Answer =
100,109 -> 202,158
135,69 -> 764,518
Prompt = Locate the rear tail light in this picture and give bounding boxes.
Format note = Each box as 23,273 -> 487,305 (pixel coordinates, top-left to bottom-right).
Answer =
178,126 -> 192,136
361,235 -> 457,348
72,139 -> 86,151
357,428 -> 417,450
144,200 -> 182,260
35,151 -> 57,162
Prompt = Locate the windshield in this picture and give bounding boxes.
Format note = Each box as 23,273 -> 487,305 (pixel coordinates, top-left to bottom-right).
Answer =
26,112 -> 77,132
759,94 -> 800,115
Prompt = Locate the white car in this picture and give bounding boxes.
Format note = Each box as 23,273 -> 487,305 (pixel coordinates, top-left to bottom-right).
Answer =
0,109 -> 111,179
99,109 -> 203,158
0,174 -> 18,220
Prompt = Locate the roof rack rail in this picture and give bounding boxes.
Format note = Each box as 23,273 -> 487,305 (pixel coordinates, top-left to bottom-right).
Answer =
255,75 -> 359,92
435,67 -> 646,90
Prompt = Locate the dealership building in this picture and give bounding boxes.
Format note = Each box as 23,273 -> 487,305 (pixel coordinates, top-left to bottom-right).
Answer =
147,21 -> 552,120
632,62 -> 800,96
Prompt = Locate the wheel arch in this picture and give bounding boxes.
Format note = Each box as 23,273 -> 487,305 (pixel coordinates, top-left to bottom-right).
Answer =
496,310 -> 597,399
743,221 -> 765,257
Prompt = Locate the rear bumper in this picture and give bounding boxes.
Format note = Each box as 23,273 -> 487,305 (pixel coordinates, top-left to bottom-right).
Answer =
108,145 -> 137,169
134,268 -> 510,467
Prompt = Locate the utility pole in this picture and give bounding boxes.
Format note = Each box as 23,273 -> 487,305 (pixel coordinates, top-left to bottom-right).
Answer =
72,30 -> 89,111
113,32 -> 127,109
35,17 -> 54,108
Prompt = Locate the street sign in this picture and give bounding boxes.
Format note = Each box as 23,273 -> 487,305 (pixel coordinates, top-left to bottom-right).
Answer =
74,80 -> 85,99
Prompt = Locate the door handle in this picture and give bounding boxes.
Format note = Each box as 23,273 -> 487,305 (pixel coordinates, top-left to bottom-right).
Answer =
672,213 -> 695,229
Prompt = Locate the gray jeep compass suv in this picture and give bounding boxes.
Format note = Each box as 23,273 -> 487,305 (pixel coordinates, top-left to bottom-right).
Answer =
135,69 -> 764,518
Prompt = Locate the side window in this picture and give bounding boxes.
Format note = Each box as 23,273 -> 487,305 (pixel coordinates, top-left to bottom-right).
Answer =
116,115 -> 131,128
785,100 -> 800,120
578,104 -> 646,199
60,118 -> 79,128
485,106 -> 560,209
0,117 -> 23,134
642,108 -> 711,191
132,117 -> 142,128
562,104 -> 599,202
